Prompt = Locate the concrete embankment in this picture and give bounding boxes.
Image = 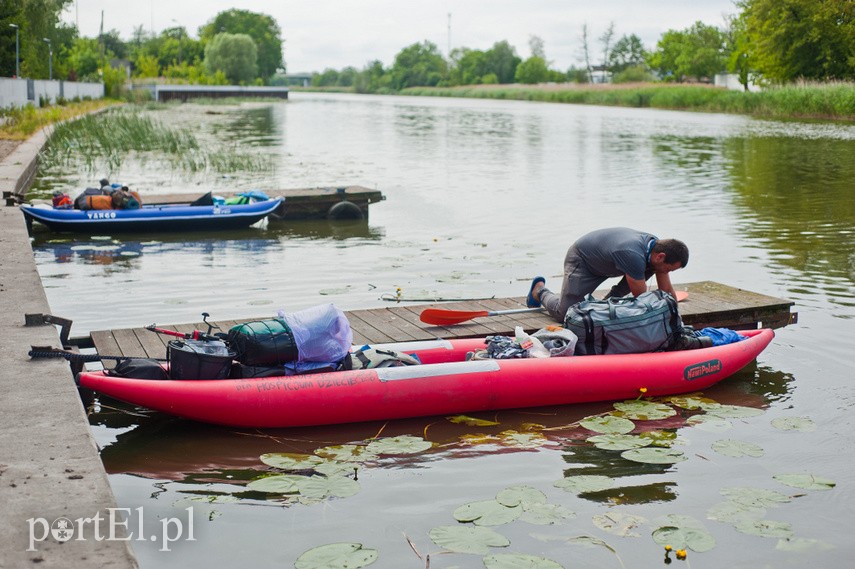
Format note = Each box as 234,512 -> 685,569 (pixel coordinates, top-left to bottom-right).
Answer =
0,132 -> 137,566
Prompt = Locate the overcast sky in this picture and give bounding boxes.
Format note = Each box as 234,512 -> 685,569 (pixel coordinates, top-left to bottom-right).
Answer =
64,1 -> 738,74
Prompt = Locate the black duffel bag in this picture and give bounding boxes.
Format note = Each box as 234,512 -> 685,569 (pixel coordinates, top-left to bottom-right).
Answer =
227,318 -> 298,366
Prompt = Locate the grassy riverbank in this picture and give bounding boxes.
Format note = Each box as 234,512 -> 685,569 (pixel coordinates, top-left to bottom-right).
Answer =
0,99 -> 118,140
399,82 -> 855,121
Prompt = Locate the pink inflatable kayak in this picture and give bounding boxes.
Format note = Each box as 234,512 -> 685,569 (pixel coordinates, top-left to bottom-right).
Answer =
78,329 -> 774,428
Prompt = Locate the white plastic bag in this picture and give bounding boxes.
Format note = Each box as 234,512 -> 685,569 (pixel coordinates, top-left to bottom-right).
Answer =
515,326 -> 551,358
277,304 -> 353,363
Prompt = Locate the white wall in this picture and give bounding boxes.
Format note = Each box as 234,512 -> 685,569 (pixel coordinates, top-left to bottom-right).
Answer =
0,77 -> 104,108
714,73 -> 762,92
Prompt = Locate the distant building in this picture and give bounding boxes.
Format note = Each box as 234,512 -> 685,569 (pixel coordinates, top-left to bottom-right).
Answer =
714,73 -> 762,92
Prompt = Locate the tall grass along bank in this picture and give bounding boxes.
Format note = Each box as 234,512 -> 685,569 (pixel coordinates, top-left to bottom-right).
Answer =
400,82 -> 855,121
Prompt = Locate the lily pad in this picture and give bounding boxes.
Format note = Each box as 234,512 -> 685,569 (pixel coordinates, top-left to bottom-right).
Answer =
496,485 -> 547,507
703,404 -> 764,419
483,553 -> 564,569
519,502 -> 576,525
453,500 -> 522,526
706,501 -> 766,525
773,473 -> 836,490
294,476 -> 361,500
686,414 -> 733,433
775,537 -> 836,552
587,434 -> 653,451
247,474 -> 303,494
720,487 -> 791,508
613,400 -> 677,421
448,415 -> 500,426
553,475 -> 615,494
771,416 -> 817,432
566,536 -> 618,552
666,395 -> 719,410
428,525 -> 509,555
260,453 -> 325,470
579,415 -> 635,434
592,511 -> 648,537
314,461 -> 360,477
295,542 -> 378,569
460,433 -> 501,445
499,430 -> 548,448
734,519 -> 794,538
621,447 -> 687,464
711,439 -> 765,458
315,444 -> 377,463
365,435 -> 432,455
652,525 -> 716,552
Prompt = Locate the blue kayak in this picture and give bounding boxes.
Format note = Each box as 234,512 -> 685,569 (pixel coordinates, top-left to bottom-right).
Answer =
20,198 -> 283,233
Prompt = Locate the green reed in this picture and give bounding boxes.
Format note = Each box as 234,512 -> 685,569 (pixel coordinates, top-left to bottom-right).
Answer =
40,106 -> 273,175
400,82 -> 855,121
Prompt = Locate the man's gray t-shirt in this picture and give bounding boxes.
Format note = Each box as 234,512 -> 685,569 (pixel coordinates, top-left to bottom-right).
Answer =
573,227 -> 656,280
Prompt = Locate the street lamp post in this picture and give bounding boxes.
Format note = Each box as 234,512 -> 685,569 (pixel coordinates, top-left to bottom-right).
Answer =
43,38 -> 52,80
9,24 -> 19,78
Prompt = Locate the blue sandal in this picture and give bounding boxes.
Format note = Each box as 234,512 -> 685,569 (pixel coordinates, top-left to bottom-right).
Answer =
526,276 -> 546,308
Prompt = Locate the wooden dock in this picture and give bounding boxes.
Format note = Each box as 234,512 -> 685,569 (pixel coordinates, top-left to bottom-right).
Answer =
90,281 -> 796,360
144,185 -> 385,220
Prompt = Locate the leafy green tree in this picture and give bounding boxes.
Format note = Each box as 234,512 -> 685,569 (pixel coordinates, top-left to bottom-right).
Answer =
612,64 -> 655,83
99,29 -> 127,60
204,32 -> 257,84
64,37 -> 102,80
353,60 -> 388,93
484,40 -> 521,84
133,53 -> 159,78
608,34 -> 647,72
388,41 -> 447,89
199,9 -> 283,81
648,21 -> 727,82
5,0 -> 73,79
737,0 -> 855,82
514,56 -> 549,84
312,68 -> 340,87
449,47 -> 489,85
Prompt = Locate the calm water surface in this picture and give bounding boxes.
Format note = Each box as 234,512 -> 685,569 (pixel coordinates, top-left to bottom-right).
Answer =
30,93 -> 855,568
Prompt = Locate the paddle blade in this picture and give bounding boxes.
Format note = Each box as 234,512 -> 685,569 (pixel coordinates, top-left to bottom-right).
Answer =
675,290 -> 689,302
419,308 -> 490,326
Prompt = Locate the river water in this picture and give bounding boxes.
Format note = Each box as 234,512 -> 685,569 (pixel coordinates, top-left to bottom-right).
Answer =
30,93 -> 855,568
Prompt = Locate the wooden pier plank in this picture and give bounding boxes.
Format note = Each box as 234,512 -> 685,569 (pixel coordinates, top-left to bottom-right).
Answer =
91,281 -> 796,358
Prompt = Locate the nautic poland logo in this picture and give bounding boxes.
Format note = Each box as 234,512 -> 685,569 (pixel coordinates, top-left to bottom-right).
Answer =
684,359 -> 723,381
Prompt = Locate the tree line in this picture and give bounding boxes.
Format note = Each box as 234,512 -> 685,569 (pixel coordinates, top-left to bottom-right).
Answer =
1,0 -> 852,98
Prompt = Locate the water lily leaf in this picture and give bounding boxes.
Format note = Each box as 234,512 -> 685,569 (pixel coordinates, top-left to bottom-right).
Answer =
652,526 -> 716,552
686,414 -> 733,433
460,433 -> 501,445
454,500 -> 522,526
655,514 -> 706,530
260,453 -> 325,470
704,404 -> 764,419
621,447 -> 687,464
448,415 -> 500,426
666,395 -> 719,410
613,401 -> 677,421
496,485 -> 547,507
295,542 -> 378,569
771,416 -> 817,432
520,422 -> 546,431
553,475 -> 615,494
580,415 -> 635,434
499,430 -> 548,448
314,461 -> 359,477
638,430 -> 678,446
315,444 -> 377,463
428,525 -> 509,555
720,487 -> 791,508
365,435 -> 432,455
592,511 -> 648,537
295,475 -> 361,499
246,474 -> 303,494
587,434 -> 653,451
711,439 -> 765,458
706,501 -> 766,525
483,553 -> 564,569
775,537 -> 836,552
566,536 -> 617,552
734,519 -> 794,538
519,502 -> 576,525
773,473 -> 836,490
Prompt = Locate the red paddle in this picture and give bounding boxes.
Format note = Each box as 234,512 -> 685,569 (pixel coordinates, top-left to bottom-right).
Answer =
419,290 -> 688,326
